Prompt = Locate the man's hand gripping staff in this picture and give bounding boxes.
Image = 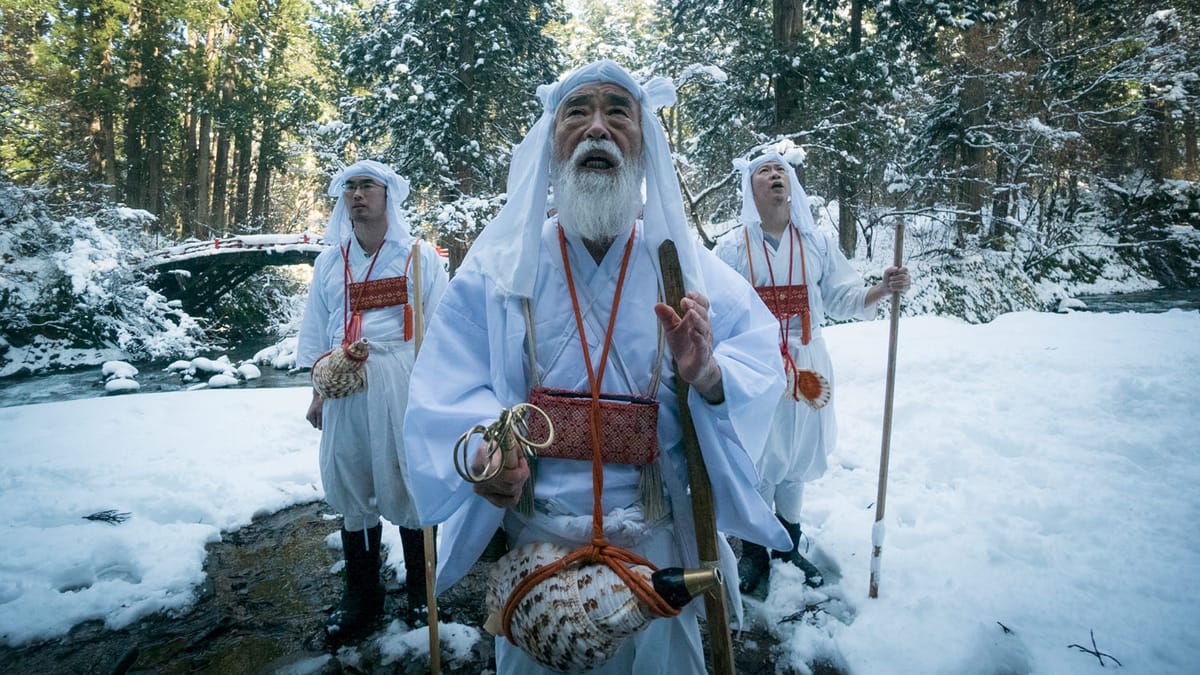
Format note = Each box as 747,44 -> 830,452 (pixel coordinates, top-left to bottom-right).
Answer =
453,404 -> 554,511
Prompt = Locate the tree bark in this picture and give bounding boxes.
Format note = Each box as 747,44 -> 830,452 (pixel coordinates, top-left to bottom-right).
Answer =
211,81 -> 233,233
196,111 -> 212,231
123,1 -> 146,209
146,128 -> 164,218
233,130 -> 253,230
252,122 -> 277,229
955,27 -> 990,243
182,108 -> 199,234
195,23 -> 218,230
1185,107 -> 1198,180
838,176 -> 856,258
838,0 -> 864,259
772,0 -> 803,129
453,5 -> 477,199
989,155 -> 1010,249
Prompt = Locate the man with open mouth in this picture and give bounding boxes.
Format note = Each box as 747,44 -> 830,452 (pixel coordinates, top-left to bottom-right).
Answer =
403,60 -> 791,674
715,151 -> 912,594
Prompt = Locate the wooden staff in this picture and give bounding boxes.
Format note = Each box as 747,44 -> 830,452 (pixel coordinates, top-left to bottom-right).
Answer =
412,240 -> 441,674
869,221 -> 905,599
658,240 -> 735,675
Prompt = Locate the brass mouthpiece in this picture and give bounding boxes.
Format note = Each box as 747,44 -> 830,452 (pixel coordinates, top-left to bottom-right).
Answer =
650,565 -> 724,609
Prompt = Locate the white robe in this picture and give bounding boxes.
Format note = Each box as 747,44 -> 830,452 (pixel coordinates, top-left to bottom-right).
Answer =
297,238 -> 448,530
404,219 -> 790,673
713,223 -> 874,521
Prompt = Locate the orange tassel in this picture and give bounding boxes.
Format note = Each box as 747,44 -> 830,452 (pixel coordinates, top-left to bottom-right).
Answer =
404,304 -> 413,341
345,311 -> 363,345
800,312 -> 812,345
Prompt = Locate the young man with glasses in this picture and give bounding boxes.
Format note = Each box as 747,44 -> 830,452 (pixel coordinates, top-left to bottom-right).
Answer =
296,160 -> 448,643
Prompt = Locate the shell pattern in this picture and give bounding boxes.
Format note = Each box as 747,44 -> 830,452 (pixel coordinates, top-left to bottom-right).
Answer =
311,338 -> 369,399
485,541 -> 655,673
789,366 -> 831,410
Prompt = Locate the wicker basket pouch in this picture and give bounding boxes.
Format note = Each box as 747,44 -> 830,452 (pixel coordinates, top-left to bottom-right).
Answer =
526,386 -> 660,466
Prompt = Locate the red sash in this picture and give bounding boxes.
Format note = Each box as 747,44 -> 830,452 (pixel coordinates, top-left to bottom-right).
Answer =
341,241 -> 419,343
348,276 -> 407,312
745,226 -> 812,345
755,284 -> 810,325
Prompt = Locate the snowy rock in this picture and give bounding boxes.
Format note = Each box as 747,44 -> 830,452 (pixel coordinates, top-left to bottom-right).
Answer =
165,360 -> 193,373
1056,297 -> 1087,313
190,357 -> 223,373
237,363 -> 262,380
192,356 -> 236,376
101,361 -> 138,380
104,378 -> 140,394
207,373 -> 239,388
254,337 -> 298,371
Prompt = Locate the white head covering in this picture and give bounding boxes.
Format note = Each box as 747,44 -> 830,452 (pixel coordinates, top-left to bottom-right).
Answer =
459,59 -> 702,297
324,159 -> 415,248
732,151 -> 816,235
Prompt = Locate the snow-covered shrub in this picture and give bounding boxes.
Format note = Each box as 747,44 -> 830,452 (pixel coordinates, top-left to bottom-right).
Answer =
1100,176 -> 1200,288
0,182 -> 210,374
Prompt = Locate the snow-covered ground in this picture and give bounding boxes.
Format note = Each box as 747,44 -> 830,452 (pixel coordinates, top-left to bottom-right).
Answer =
1,310 -> 1197,674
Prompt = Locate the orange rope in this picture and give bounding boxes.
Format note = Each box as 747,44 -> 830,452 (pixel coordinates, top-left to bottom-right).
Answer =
749,224 -> 813,399
501,225 -> 679,642
340,241 -> 385,344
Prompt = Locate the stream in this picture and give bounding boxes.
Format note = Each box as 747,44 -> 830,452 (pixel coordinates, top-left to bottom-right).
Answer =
3,288 -> 1198,410
0,337 -> 307,409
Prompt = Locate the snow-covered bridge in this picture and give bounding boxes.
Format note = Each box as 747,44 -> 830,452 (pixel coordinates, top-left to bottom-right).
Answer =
141,234 -> 328,314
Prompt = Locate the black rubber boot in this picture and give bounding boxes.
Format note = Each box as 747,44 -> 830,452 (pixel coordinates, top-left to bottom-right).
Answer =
773,516 -> 824,587
399,526 -> 431,627
325,524 -> 385,644
738,540 -> 771,594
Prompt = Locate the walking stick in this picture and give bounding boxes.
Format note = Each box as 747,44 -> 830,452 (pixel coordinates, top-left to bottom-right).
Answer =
658,240 -> 736,675
869,222 -> 904,599
411,241 -> 441,674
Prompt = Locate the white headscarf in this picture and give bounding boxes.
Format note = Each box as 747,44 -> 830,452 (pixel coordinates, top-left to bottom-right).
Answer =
323,159 -> 415,248
459,59 -> 703,297
732,151 -> 816,235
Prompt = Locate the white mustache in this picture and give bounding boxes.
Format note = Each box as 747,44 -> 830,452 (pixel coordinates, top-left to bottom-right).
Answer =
571,139 -> 624,167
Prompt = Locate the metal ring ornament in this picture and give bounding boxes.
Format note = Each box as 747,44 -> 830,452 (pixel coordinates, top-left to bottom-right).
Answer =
454,403 -> 554,484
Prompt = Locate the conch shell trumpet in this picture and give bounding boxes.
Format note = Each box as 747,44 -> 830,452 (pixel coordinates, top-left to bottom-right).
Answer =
311,338 -> 368,399
485,541 -> 723,672
486,541 -> 654,672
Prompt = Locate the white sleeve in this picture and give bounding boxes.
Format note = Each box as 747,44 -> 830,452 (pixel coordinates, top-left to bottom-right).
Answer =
818,231 -> 874,322
295,255 -> 333,369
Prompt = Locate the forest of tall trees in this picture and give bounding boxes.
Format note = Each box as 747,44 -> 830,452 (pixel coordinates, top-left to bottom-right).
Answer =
2,0 -> 1197,278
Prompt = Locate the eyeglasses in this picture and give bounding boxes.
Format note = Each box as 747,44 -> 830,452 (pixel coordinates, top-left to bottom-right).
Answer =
343,179 -> 384,193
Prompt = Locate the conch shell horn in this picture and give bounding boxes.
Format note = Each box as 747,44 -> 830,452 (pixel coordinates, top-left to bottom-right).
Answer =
311,338 -> 368,399
485,542 -> 723,672
486,542 -> 652,672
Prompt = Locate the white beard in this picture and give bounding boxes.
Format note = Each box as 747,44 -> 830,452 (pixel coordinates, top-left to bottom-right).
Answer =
551,139 -> 645,245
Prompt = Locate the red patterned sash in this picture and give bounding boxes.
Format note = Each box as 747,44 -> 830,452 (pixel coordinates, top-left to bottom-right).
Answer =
756,283 -> 809,324
341,240 -> 421,343
348,276 -> 407,312
746,226 -> 812,345
526,386 -> 660,466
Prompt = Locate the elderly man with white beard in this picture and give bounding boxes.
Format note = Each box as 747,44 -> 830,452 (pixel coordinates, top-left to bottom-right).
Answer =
403,60 -> 789,674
